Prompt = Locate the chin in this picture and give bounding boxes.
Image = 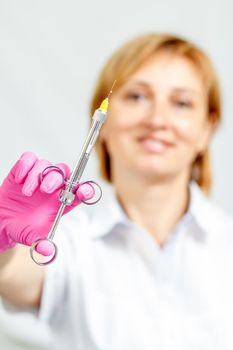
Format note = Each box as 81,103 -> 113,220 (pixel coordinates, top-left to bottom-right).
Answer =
135,163 -> 171,181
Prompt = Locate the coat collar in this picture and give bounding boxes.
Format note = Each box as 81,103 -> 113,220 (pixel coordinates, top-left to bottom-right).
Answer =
90,181 -> 213,240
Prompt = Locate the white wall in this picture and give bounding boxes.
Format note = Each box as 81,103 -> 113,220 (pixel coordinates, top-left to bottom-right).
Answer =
0,0 -> 232,213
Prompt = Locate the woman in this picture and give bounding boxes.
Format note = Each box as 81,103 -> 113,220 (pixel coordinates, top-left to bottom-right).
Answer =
0,33 -> 233,349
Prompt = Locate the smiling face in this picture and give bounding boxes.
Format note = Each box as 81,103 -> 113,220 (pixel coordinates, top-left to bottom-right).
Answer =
100,51 -> 214,184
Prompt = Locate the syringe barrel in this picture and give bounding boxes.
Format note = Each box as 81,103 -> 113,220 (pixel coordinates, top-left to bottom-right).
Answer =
64,108 -> 107,192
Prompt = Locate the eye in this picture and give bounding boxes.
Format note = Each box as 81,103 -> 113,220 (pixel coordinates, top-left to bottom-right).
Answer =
173,99 -> 193,108
125,92 -> 147,102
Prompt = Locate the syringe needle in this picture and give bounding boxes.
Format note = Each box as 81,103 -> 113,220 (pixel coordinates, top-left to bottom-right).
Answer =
99,80 -> 117,113
107,80 -> 117,98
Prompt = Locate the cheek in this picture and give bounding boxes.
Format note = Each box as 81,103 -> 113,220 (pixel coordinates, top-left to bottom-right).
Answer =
102,112 -> 139,139
101,115 -> 138,160
106,102 -> 145,131
173,117 -> 204,145
102,123 -> 131,154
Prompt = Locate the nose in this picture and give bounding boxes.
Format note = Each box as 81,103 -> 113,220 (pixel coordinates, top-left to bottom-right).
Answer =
143,99 -> 169,129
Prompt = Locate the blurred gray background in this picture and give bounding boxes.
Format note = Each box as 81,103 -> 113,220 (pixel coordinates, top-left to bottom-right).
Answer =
0,0 -> 232,214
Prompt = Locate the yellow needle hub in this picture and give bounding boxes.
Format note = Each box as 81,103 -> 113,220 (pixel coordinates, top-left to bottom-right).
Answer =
99,98 -> 109,113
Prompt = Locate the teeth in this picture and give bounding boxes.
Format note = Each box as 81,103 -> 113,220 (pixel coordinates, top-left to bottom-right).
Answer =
147,139 -> 163,144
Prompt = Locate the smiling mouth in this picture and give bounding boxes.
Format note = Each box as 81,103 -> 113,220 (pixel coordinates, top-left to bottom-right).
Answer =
138,137 -> 174,153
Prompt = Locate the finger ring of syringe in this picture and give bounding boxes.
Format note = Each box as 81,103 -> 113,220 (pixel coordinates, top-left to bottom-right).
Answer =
30,239 -> 58,266
40,166 -> 102,205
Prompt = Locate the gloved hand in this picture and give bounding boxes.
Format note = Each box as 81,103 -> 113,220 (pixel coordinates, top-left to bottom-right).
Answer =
0,152 -> 94,255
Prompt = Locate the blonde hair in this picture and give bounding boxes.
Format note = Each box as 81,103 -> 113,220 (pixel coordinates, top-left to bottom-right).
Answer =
90,33 -> 221,193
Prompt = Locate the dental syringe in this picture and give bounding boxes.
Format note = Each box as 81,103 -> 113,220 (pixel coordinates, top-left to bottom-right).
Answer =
30,94 -> 111,266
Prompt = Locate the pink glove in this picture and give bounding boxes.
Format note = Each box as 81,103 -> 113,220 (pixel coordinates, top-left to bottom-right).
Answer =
0,152 -> 94,255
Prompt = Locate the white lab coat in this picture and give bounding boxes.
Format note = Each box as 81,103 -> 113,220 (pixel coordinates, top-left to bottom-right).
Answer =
1,182 -> 233,349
